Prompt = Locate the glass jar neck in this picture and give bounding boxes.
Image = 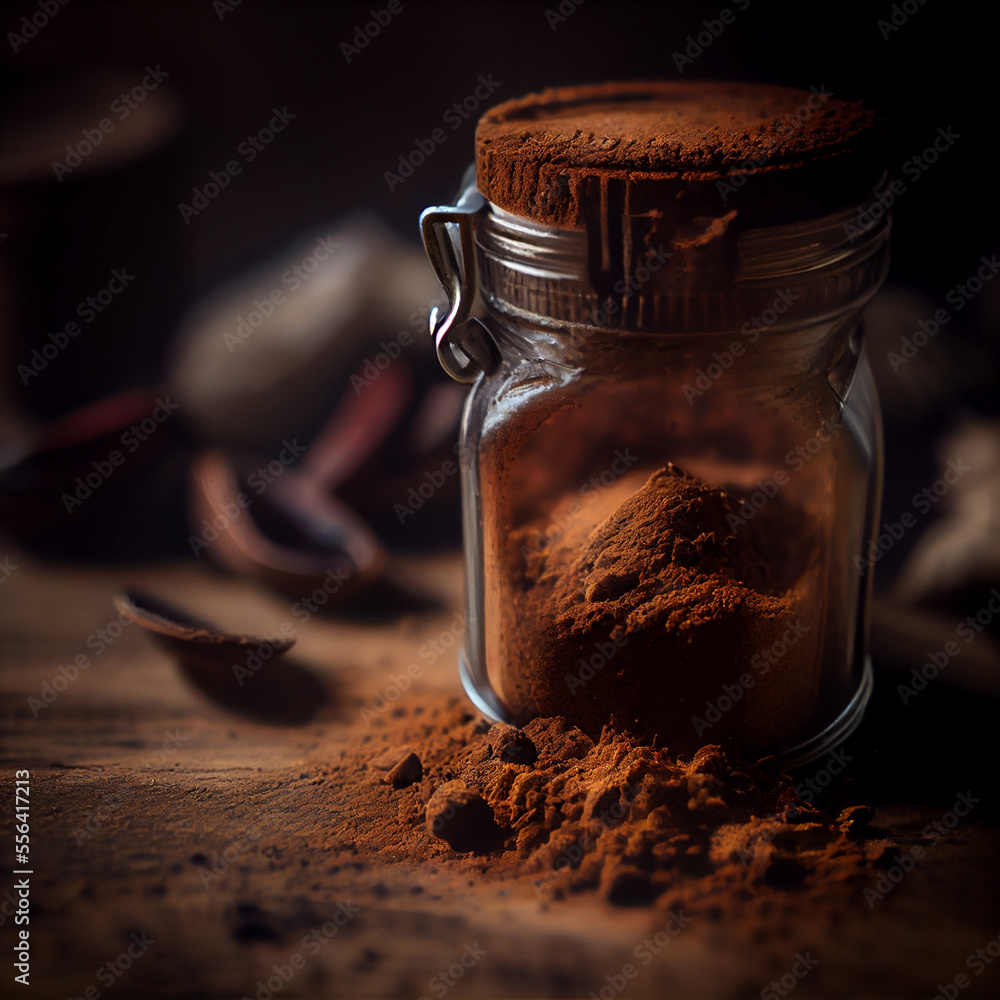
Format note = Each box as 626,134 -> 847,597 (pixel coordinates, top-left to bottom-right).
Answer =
474,176 -> 892,336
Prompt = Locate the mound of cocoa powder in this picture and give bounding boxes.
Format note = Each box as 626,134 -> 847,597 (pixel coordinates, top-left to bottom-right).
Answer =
320,695 -> 884,915
370,706 -> 881,910
500,464 -> 820,754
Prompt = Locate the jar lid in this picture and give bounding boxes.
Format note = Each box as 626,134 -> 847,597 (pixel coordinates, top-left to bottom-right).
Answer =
475,81 -> 884,232
472,81 -> 886,319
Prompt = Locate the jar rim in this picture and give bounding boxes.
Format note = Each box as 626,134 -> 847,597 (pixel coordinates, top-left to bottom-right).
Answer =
472,171 -> 892,334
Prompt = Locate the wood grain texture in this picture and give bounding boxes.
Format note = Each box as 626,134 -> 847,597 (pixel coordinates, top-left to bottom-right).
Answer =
1,554 -> 997,998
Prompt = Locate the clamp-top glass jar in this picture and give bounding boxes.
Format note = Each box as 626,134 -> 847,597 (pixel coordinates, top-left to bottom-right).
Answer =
422,82 -> 889,766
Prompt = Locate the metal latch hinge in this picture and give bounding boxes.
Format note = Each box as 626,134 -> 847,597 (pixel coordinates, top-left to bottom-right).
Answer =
419,166 -> 497,383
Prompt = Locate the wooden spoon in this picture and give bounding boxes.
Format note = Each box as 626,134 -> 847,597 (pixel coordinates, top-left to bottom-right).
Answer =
113,588 -> 295,673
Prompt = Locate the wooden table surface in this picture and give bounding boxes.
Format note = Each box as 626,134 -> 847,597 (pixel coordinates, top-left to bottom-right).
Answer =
2,551 -> 998,999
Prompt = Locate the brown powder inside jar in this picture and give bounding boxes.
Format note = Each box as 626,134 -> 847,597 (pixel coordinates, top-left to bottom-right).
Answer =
497,462 -> 821,755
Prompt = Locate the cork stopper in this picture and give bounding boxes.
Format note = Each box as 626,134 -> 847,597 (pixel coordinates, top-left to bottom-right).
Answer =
475,81 -> 884,232
473,82 -> 885,322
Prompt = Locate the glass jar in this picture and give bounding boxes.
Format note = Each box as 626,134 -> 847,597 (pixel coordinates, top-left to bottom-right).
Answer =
422,83 -> 889,766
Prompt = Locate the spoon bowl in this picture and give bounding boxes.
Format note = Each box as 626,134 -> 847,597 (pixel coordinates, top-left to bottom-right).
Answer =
113,588 -> 295,673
